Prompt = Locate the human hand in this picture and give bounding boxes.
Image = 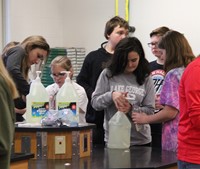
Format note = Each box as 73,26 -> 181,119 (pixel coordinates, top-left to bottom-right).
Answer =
132,112 -> 148,124
112,92 -> 131,113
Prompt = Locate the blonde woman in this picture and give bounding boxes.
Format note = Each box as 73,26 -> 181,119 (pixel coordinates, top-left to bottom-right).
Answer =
1,41 -> 26,116
3,36 -> 50,122
46,56 -> 88,123
0,57 -> 18,169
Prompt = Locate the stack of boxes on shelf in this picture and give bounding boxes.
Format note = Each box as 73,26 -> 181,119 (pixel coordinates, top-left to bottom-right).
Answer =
66,47 -> 85,81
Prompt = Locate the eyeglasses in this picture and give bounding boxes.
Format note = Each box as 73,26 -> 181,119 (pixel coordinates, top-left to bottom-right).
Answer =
147,42 -> 158,48
50,72 -> 66,78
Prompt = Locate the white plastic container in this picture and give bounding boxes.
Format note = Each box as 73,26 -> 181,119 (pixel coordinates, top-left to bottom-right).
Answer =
107,111 -> 131,149
56,71 -> 79,125
26,71 -> 49,124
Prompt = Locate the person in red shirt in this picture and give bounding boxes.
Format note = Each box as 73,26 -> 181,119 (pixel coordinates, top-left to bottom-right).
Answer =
178,55 -> 200,168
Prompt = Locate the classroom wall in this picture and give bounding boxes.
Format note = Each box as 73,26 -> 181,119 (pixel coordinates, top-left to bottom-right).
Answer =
130,0 -> 200,61
62,0 -> 116,54
8,0 -> 66,47
4,0 -> 200,62
6,0 -> 116,55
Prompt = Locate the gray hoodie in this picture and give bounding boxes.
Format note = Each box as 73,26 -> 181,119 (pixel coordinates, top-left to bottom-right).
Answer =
91,68 -> 155,145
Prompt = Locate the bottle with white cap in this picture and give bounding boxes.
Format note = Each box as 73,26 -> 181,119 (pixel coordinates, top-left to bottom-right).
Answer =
26,71 -> 49,124
56,71 -> 79,125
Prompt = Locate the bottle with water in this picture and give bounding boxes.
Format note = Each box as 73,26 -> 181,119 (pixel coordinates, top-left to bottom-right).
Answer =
126,98 -> 143,132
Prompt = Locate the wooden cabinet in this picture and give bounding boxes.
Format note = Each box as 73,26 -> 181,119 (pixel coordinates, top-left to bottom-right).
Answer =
14,124 -> 95,159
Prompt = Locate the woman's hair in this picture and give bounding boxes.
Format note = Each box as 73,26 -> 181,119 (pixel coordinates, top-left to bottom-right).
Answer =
20,35 -> 50,80
21,35 -> 50,55
158,30 -> 196,73
104,16 -> 129,40
0,57 -> 18,99
50,55 -> 72,71
150,26 -> 170,37
107,37 -> 150,85
2,41 -> 20,58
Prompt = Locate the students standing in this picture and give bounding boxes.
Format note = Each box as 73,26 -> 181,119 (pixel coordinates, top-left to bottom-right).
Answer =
77,16 -> 129,144
132,30 -> 195,152
91,37 -> 155,146
148,26 -> 170,147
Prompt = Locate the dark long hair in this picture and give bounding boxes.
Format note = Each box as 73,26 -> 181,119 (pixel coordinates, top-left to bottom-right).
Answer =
107,37 -> 150,85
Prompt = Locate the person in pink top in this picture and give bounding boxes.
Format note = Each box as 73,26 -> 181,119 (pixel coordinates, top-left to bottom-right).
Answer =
132,30 -> 195,152
178,55 -> 200,168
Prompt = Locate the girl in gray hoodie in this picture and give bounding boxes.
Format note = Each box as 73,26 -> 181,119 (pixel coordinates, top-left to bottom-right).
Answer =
91,37 -> 155,146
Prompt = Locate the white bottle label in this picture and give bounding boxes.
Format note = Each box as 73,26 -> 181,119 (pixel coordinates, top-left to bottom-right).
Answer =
31,102 -> 49,117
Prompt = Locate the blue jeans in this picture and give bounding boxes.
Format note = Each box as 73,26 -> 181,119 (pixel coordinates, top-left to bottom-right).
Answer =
178,160 -> 200,169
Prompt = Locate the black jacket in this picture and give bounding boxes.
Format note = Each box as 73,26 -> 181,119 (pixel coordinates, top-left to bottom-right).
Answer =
77,42 -> 112,125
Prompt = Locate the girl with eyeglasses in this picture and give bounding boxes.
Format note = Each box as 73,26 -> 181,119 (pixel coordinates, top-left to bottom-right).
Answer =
46,55 -> 88,123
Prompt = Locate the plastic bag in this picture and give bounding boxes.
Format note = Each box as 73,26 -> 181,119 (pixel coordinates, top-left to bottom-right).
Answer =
41,110 -> 59,126
58,108 -> 78,127
41,109 -> 78,127
107,111 -> 131,149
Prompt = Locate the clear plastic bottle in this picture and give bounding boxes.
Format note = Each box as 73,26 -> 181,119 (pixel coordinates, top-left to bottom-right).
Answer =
126,98 -> 143,131
26,71 -> 49,124
56,71 -> 79,125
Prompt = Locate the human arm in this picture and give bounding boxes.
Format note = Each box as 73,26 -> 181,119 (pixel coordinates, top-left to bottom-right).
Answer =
91,69 -> 131,113
15,107 -> 26,115
72,82 -> 89,114
132,70 -> 180,124
132,105 -> 178,124
5,46 -> 30,96
112,91 -> 131,113
46,84 -> 59,109
91,69 -> 113,110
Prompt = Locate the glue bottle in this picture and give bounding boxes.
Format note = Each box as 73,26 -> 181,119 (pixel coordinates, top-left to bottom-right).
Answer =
56,71 -> 79,125
26,71 -> 49,124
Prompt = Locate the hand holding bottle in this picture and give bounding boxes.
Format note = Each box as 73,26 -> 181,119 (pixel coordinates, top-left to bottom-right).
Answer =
132,105 -> 143,132
112,92 -> 131,113
125,97 -> 143,132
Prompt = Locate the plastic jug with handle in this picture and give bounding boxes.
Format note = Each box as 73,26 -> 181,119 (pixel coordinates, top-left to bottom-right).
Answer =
107,111 -> 131,149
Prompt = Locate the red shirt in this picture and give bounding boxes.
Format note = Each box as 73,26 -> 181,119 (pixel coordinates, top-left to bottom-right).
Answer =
178,57 -> 200,164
